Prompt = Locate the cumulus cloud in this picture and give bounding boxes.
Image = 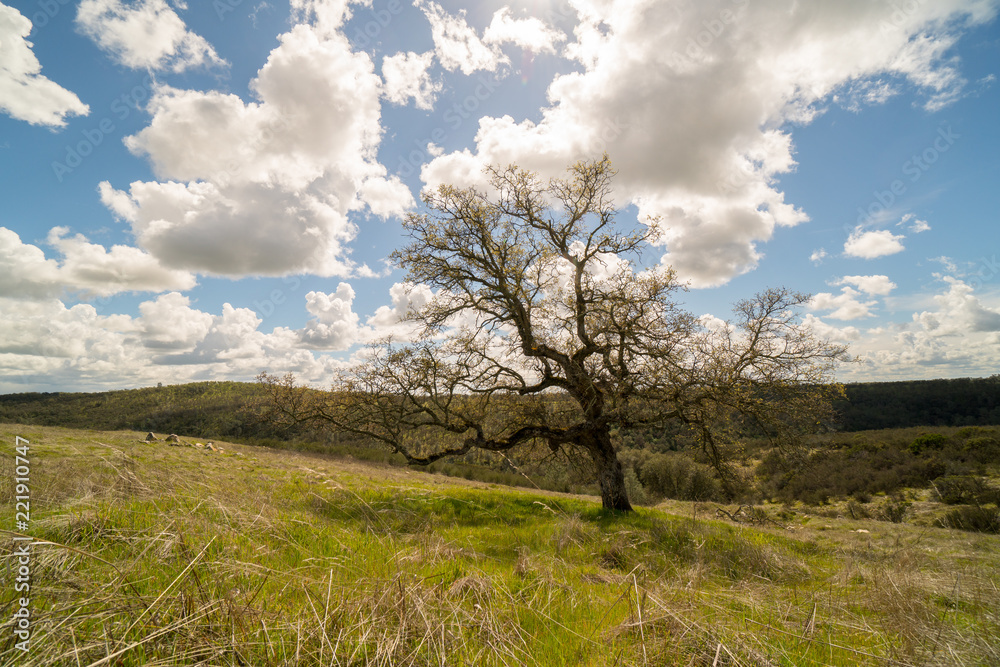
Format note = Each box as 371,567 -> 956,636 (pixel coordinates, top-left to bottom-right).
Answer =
0,279 -> 439,391
367,281 -> 434,340
915,277 -> 1000,334
46,227 -> 197,296
0,227 -> 62,299
809,287 -> 878,321
100,8 -> 413,278
137,292 -> 214,350
810,248 -> 827,264
76,0 -> 226,72
298,284 -> 362,350
381,50 -> 442,110
483,8 -> 566,54
844,277 -> 1000,379
421,0 -> 993,287
844,228 -> 906,259
416,0 -> 506,75
835,274 -> 897,296
802,314 -> 861,342
0,3 -> 89,127
0,298 -> 134,362
0,226 -> 195,300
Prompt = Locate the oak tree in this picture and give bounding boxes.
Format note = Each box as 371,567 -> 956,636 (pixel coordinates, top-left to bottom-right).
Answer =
258,157 -> 848,511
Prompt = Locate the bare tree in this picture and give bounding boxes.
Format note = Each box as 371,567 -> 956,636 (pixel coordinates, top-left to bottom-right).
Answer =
258,156 -> 848,511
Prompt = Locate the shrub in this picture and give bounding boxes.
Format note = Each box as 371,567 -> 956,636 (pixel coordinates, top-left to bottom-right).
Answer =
874,495 -> 911,523
937,506 -> 1000,533
910,433 -> 948,455
640,453 -> 722,501
963,435 -> 1000,465
932,476 -> 997,505
846,499 -> 871,520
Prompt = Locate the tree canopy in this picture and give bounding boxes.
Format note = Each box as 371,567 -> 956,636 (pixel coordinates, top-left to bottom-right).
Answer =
258,156 -> 849,511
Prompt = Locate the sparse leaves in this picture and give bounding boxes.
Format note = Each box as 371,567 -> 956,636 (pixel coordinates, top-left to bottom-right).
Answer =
260,156 -> 849,511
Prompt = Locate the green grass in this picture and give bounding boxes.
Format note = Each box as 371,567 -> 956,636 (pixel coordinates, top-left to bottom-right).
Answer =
1,424 -> 998,666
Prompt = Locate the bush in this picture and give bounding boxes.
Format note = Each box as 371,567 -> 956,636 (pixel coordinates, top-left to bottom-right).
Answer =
874,495 -> 911,523
910,433 -> 948,455
932,476 -> 997,505
963,435 -> 1000,465
846,499 -> 871,520
640,453 -> 722,501
937,506 -> 1000,533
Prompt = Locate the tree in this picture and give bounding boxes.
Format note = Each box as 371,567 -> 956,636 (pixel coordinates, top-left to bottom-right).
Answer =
258,156 -> 849,511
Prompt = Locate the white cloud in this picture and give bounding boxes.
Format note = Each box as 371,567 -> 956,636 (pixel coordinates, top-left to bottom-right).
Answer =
898,212 -> 931,233
802,314 -> 860,342
137,292 -> 214,350
0,298 -> 134,362
358,175 -> 415,218
101,11 -> 413,278
422,0 -> 993,287
382,50 -> 442,110
930,255 -> 958,273
144,302 -> 343,376
0,3 -> 89,127
290,0 -> 353,38
835,274 -> 897,296
416,0 -> 506,75
844,228 -> 906,259
76,0 -> 226,72
0,279 -> 439,391
843,277 -> 1000,380
483,7 -> 566,54
367,281 -> 434,340
46,227 -> 197,296
916,277 -> 1000,334
298,284 -> 362,350
0,227 -> 62,299
0,226 -> 195,300
809,287 -> 878,321
810,248 -> 827,264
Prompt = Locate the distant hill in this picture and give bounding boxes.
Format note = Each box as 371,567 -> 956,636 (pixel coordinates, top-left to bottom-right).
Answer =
837,376 -> 1000,431
1,377 -> 999,438
0,381 -> 277,440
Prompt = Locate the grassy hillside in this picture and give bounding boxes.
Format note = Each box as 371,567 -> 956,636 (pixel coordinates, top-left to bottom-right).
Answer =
2,377 -> 999,443
2,424 -> 998,665
0,382 -> 267,439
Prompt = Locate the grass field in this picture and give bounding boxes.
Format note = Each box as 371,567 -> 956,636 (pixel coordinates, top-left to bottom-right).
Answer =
1,423 -> 998,666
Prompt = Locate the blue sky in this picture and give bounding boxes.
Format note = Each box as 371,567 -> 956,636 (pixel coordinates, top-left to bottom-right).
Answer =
0,0 -> 998,392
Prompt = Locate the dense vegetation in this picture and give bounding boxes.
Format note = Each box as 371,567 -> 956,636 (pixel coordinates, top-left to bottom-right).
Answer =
0,382 -> 258,436
2,379 -> 999,528
837,376 -> 1000,430
2,424 -> 998,665
4,377 -> 999,439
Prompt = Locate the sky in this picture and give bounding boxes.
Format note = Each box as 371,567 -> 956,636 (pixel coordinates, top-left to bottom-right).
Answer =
0,0 -> 998,393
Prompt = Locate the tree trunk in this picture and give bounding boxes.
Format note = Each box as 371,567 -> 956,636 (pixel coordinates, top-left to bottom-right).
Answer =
589,428 -> 633,512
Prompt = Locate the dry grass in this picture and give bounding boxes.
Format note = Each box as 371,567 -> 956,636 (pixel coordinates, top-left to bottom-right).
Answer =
0,424 -> 998,666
